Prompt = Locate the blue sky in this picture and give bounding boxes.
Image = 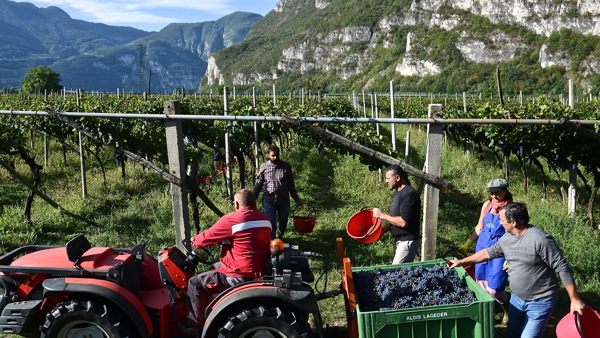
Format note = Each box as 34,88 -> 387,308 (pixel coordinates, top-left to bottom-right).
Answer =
18,0 -> 280,32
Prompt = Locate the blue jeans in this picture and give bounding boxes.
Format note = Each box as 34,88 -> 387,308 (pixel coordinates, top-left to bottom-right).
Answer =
263,200 -> 290,239
508,293 -> 557,338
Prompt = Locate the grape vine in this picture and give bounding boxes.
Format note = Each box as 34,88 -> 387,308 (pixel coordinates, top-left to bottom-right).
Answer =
2,92 -> 600,226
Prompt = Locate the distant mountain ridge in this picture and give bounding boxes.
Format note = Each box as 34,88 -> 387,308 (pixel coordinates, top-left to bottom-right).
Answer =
0,0 -> 262,92
205,0 -> 600,95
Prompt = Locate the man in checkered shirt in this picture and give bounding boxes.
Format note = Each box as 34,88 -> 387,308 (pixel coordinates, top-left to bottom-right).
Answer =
253,145 -> 303,239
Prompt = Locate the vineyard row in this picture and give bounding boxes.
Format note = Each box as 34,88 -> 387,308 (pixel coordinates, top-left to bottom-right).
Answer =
1,94 -> 599,229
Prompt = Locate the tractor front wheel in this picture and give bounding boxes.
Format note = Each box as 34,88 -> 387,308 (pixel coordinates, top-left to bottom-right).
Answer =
218,306 -> 310,338
40,299 -> 135,338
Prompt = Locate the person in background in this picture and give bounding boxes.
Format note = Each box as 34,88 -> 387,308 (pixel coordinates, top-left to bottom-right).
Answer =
182,189 -> 271,335
458,178 -> 513,324
448,202 -> 585,338
253,145 -> 303,239
213,148 -> 224,172
372,164 -> 421,264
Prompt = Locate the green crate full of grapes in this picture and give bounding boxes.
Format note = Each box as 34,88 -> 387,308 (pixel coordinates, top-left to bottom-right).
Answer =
352,259 -> 495,338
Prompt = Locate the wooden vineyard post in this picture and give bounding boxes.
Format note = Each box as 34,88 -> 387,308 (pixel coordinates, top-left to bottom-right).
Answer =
164,100 -> 191,249
421,104 -> 443,261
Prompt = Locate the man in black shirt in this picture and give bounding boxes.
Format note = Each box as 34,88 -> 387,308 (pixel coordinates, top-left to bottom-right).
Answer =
373,164 -> 422,264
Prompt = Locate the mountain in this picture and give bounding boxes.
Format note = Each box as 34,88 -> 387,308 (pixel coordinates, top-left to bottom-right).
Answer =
204,0 -> 600,95
0,0 -> 262,92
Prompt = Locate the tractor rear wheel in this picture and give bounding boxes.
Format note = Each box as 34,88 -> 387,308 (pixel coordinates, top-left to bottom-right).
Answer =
218,306 -> 310,338
40,299 -> 135,338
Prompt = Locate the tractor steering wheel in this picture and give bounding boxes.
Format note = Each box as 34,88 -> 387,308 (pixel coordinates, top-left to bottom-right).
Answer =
182,239 -> 217,266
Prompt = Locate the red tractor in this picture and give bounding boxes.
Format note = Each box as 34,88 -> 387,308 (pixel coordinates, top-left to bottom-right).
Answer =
0,234 -> 338,337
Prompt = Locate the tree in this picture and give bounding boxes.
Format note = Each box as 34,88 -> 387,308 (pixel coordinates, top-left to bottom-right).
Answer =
2,87 -> 18,94
20,66 -> 62,93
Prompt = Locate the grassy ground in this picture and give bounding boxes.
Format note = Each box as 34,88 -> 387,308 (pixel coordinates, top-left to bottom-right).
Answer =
0,123 -> 599,337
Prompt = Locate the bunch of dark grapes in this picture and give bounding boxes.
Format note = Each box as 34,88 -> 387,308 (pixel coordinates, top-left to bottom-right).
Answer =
353,264 -> 476,312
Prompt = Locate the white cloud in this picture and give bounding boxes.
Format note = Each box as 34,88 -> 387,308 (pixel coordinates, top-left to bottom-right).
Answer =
17,0 -> 277,31
18,0 -> 234,26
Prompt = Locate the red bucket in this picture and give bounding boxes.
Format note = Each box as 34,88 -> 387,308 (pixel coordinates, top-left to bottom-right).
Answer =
346,209 -> 382,244
293,217 -> 316,233
557,307 -> 600,338
444,249 -> 475,279
196,176 -> 211,184
292,203 -> 317,233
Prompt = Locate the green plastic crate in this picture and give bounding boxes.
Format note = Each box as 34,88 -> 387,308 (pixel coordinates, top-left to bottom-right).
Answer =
352,259 -> 495,338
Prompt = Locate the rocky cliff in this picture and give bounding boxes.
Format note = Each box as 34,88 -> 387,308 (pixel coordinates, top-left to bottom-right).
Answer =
205,0 -> 600,94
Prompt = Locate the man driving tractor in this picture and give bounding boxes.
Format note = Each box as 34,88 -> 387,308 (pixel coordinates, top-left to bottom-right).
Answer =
182,189 -> 272,335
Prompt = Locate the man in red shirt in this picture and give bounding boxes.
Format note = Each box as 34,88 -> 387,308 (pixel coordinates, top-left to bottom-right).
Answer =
184,189 -> 272,333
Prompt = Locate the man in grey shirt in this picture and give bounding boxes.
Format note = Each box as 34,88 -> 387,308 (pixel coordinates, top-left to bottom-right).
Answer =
448,202 -> 585,337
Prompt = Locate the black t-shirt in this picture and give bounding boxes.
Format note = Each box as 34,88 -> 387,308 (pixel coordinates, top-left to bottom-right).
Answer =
389,185 -> 421,240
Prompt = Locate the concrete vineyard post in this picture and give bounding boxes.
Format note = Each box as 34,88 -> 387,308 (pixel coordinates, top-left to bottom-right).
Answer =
362,90 -> 366,118
79,131 -> 87,198
568,79 -> 577,214
520,91 -> 523,105
254,122 -> 259,170
405,131 -> 411,165
569,79 -> 574,109
253,86 -> 259,170
224,87 -> 233,197
375,94 -> 380,136
568,164 -> 577,214
390,80 -> 396,151
44,134 -> 48,168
